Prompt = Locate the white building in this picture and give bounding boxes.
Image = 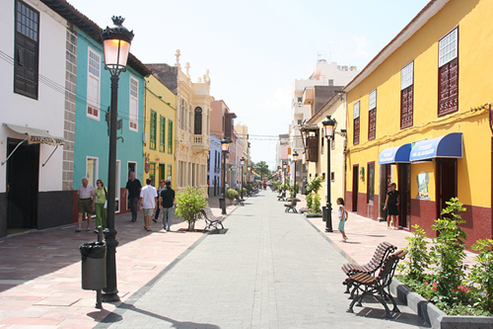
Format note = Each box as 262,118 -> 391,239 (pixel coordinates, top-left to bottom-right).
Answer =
0,0 -> 72,236
289,60 -> 358,190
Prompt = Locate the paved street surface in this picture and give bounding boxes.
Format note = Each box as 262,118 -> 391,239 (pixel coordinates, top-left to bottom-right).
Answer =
96,191 -> 428,329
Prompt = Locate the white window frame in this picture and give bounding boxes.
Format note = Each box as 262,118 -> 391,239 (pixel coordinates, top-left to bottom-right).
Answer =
401,61 -> 414,90
439,28 -> 458,67
368,89 -> 377,111
86,156 -> 99,187
87,47 -> 101,121
129,77 -> 139,132
353,101 -> 360,119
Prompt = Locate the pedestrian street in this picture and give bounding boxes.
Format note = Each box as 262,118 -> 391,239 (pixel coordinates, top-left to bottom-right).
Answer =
97,191 -> 428,329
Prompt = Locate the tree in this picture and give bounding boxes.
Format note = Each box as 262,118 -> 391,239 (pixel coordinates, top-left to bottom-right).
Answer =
253,161 -> 270,180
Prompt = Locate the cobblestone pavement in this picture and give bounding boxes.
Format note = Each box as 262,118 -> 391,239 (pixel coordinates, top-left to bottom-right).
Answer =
0,196 -> 234,328
97,191 -> 428,329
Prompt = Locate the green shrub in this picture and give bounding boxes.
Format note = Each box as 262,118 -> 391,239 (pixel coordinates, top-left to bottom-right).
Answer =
306,192 -> 313,210
312,194 -> 322,214
225,188 -> 238,200
469,239 -> 493,313
399,224 -> 430,282
305,176 -> 324,195
175,186 -> 208,231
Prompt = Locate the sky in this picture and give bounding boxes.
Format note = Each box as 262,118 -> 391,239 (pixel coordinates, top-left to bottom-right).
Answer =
67,0 -> 430,170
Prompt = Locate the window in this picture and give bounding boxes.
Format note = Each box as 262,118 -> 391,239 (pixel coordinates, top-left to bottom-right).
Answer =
194,107 -> 202,135
367,162 -> 375,204
368,89 -> 377,140
438,28 -> 459,116
167,164 -> 172,180
149,162 -> 156,185
328,79 -> 334,86
168,120 -> 173,154
14,0 -> 39,99
86,157 -> 98,187
149,110 -> 156,149
129,77 -> 139,131
353,101 -> 360,145
159,115 -> 166,152
400,61 -> 414,129
87,48 -> 101,120
297,97 -> 302,103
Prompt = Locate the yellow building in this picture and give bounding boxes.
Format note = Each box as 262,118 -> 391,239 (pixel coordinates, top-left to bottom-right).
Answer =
345,0 -> 493,247
143,74 -> 176,188
304,95 -> 347,208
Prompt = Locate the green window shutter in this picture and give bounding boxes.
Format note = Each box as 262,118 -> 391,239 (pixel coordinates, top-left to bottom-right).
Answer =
160,115 -> 166,152
168,120 -> 173,154
150,110 -> 157,149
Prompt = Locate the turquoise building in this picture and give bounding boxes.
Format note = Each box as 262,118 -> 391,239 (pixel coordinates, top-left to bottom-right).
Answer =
73,29 -> 150,217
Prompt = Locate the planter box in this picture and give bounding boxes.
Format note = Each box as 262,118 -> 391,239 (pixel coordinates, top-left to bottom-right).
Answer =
303,213 -> 323,218
390,278 -> 493,329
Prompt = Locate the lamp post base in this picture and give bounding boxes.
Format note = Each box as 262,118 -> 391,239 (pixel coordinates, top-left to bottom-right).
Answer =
323,205 -> 333,232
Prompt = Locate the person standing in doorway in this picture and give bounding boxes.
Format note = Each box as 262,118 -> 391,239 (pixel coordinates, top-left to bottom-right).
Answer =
93,179 -> 108,230
126,172 -> 142,222
383,183 -> 400,230
159,180 -> 175,232
153,180 -> 166,223
76,177 -> 95,232
139,178 -> 158,231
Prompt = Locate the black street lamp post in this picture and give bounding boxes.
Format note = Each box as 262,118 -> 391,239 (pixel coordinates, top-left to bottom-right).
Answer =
292,151 -> 298,198
240,157 -> 245,199
101,16 -> 134,302
322,115 -> 337,233
247,163 -> 251,187
282,161 -> 287,189
220,138 -> 229,215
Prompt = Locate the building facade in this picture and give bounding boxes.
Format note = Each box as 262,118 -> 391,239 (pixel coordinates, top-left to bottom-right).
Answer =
345,0 -> 493,248
143,74 -> 176,188
148,52 -> 212,195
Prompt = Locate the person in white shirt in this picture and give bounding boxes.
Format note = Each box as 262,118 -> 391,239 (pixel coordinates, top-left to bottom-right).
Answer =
76,177 -> 95,232
139,178 -> 158,231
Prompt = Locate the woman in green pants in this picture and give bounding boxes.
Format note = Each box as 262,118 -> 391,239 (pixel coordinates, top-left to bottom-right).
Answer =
94,179 -> 108,230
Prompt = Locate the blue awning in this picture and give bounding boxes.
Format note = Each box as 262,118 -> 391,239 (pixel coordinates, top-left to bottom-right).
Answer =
409,132 -> 463,162
378,144 -> 412,164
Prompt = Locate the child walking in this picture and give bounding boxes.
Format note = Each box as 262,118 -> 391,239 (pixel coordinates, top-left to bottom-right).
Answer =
337,197 -> 348,242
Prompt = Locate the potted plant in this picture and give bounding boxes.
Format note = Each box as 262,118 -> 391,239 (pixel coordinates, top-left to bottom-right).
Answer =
225,188 -> 238,204
175,186 -> 208,231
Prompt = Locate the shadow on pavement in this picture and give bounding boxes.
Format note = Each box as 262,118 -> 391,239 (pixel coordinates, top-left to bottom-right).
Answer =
355,307 -> 430,327
101,303 -> 220,329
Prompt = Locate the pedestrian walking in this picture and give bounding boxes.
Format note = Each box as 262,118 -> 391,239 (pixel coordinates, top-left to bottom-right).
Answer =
126,172 -> 142,222
159,180 -> 175,232
139,178 -> 158,231
76,177 -> 95,232
93,179 -> 108,230
383,183 -> 400,229
337,197 -> 348,242
153,180 -> 166,223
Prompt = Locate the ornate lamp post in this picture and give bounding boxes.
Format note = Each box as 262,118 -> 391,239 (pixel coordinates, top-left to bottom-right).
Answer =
240,157 -> 245,199
282,161 -> 287,189
292,151 -> 298,198
220,138 -> 229,215
100,16 -> 133,303
247,163 -> 251,187
322,115 -> 337,233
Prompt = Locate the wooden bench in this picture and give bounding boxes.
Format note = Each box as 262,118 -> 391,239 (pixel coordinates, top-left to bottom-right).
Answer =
341,241 -> 397,295
233,194 -> 245,206
344,250 -> 407,318
200,207 -> 225,231
277,191 -> 286,201
284,198 -> 300,213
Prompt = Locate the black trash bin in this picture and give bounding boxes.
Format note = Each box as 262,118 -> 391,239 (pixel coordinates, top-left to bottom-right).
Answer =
80,241 -> 106,290
219,197 -> 225,210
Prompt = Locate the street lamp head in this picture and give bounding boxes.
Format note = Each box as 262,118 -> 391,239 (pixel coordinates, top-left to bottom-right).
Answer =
247,165 -> 251,171
292,151 -> 299,161
221,138 -> 229,152
322,115 -> 338,139
240,157 -> 245,165
101,16 -> 134,76
282,162 -> 287,169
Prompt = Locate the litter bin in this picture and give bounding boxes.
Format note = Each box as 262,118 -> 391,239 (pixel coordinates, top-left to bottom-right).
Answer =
219,197 -> 225,210
80,241 -> 106,290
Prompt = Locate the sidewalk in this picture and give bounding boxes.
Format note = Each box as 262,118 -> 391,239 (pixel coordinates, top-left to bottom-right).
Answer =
96,191 -> 427,328
0,198 -> 235,328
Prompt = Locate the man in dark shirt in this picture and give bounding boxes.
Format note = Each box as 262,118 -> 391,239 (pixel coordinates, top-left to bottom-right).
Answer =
159,180 -> 175,232
125,172 -> 142,222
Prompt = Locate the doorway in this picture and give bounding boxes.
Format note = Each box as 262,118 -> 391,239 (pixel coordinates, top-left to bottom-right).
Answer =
6,139 -> 39,232
398,163 -> 411,228
436,158 -> 457,218
352,164 -> 359,212
126,162 -> 136,210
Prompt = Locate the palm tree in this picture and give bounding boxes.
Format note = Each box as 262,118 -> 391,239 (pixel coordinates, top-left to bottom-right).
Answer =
253,161 -> 270,181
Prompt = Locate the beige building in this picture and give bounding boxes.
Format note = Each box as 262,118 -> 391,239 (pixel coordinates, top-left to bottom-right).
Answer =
148,50 -> 212,194
303,94 -> 347,207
